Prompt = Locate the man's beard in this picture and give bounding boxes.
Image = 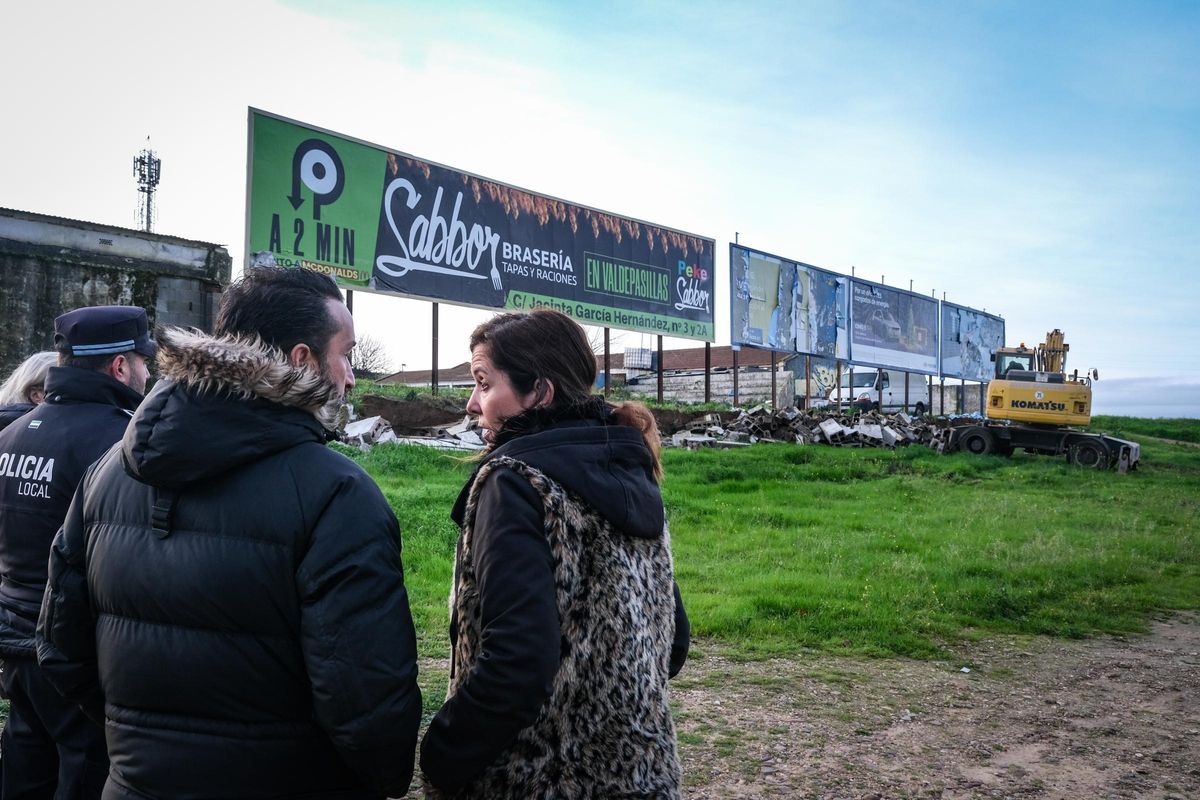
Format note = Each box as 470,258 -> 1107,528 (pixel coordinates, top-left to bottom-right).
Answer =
314,357 -> 349,432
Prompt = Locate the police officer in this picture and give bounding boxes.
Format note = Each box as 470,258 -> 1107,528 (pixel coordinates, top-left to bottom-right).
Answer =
0,305 -> 153,799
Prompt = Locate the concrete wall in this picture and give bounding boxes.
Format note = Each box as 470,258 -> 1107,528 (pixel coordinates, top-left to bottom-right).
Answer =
624,367 -> 793,408
0,208 -> 231,375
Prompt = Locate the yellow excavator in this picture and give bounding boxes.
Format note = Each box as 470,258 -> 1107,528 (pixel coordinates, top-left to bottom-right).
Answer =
948,329 -> 1140,470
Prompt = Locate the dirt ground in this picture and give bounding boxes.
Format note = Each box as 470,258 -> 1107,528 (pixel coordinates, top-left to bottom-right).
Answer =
669,612 -> 1200,799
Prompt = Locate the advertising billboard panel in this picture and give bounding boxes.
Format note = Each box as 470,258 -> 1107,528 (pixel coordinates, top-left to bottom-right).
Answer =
730,244 -> 848,358
940,303 -> 1005,381
246,109 -> 716,340
848,279 -> 939,374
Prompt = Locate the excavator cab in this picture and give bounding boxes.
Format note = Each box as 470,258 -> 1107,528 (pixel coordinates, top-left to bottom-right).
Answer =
985,331 -> 1091,426
994,348 -> 1035,378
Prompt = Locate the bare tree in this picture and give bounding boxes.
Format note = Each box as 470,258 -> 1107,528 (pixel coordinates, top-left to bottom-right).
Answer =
351,334 -> 392,379
585,325 -> 607,356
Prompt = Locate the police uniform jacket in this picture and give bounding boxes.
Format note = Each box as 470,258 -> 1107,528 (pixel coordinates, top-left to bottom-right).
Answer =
36,328 -> 422,800
0,366 -> 141,658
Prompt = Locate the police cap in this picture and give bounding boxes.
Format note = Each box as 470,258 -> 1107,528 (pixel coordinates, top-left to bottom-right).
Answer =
53,305 -> 157,359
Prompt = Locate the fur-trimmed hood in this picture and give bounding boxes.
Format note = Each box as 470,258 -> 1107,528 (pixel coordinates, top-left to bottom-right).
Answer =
121,328 -> 340,488
155,327 -> 342,427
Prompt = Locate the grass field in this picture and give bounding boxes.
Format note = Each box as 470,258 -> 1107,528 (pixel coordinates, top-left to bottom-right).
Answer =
350,415 -> 1200,661
3,417 -> 1197,735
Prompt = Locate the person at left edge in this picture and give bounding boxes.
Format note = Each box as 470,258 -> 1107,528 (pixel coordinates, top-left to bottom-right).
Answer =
0,305 -> 153,800
0,351 -> 57,432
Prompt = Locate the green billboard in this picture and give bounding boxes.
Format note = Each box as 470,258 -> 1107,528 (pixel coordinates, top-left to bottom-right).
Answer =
246,109 -> 716,340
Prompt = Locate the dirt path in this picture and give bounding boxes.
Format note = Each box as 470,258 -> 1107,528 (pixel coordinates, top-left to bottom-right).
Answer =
671,613 -> 1200,799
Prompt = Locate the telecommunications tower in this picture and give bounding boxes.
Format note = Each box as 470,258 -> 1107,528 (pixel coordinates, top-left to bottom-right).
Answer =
133,138 -> 161,232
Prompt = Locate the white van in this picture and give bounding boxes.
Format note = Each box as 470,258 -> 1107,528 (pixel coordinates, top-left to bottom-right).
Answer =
824,368 -> 931,415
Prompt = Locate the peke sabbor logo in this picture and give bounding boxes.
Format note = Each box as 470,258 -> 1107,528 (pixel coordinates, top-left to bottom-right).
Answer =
376,177 -> 504,291
674,260 -> 710,313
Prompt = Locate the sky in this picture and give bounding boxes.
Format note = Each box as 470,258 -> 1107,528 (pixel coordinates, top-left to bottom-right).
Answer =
3,0 -> 1198,416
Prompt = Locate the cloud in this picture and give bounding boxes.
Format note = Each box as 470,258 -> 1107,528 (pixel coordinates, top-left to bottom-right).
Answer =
1092,377 -> 1200,418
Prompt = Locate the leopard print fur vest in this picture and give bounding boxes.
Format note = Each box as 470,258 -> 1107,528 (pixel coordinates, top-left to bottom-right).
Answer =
439,455 -> 682,799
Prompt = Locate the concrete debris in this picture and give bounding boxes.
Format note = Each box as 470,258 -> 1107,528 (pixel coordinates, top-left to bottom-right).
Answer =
341,411 -> 487,452
342,404 -> 965,454
670,430 -> 750,450
662,406 -> 948,450
387,436 -> 482,452
342,416 -> 391,447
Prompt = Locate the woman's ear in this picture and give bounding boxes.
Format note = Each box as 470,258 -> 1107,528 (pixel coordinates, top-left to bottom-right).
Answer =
535,379 -> 555,408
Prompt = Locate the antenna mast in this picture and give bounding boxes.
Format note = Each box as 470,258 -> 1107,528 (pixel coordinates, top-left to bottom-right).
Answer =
133,138 -> 161,232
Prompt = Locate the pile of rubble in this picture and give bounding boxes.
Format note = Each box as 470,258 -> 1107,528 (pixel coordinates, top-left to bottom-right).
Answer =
340,403 -> 967,454
667,405 -> 946,451
342,414 -> 485,451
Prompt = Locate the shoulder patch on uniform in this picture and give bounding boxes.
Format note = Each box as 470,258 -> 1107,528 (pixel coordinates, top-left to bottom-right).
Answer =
27,419 -> 42,430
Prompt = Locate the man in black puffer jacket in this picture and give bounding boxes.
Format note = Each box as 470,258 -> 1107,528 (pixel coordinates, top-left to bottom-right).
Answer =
36,268 -> 422,799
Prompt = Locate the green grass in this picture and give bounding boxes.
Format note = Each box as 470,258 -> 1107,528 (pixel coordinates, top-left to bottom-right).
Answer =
347,418 -> 1200,661
1090,415 -> 1200,444
349,383 -> 471,405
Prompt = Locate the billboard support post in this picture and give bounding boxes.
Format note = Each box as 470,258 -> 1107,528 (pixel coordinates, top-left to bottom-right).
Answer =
848,366 -> 855,412
431,302 -> 439,397
961,377 -> 966,413
704,343 -> 711,403
877,368 -> 883,412
835,362 -> 842,412
656,336 -> 664,404
939,378 -> 945,416
979,381 -> 985,414
603,328 -> 611,398
346,289 -> 354,315
770,352 -> 778,409
904,371 -> 910,413
733,349 -> 740,406
805,355 -> 811,410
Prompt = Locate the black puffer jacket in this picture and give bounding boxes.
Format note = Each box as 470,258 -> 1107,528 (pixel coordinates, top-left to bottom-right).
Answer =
421,402 -> 689,796
0,401 -> 35,432
36,329 -> 422,800
0,368 -> 141,658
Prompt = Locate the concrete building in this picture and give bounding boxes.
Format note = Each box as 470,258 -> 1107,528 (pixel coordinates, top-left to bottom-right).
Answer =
0,208 -> 232,375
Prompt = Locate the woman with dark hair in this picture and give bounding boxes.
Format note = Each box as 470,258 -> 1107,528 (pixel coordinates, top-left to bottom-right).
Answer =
420,309 -> 688,799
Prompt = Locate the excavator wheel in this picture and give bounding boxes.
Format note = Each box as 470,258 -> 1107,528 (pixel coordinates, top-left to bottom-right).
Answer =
1067,439 -> 1110,469
959,427 -> 995,456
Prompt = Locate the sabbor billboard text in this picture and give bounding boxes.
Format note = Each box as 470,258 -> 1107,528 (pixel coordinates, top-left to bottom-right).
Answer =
246,110 -> 716,340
